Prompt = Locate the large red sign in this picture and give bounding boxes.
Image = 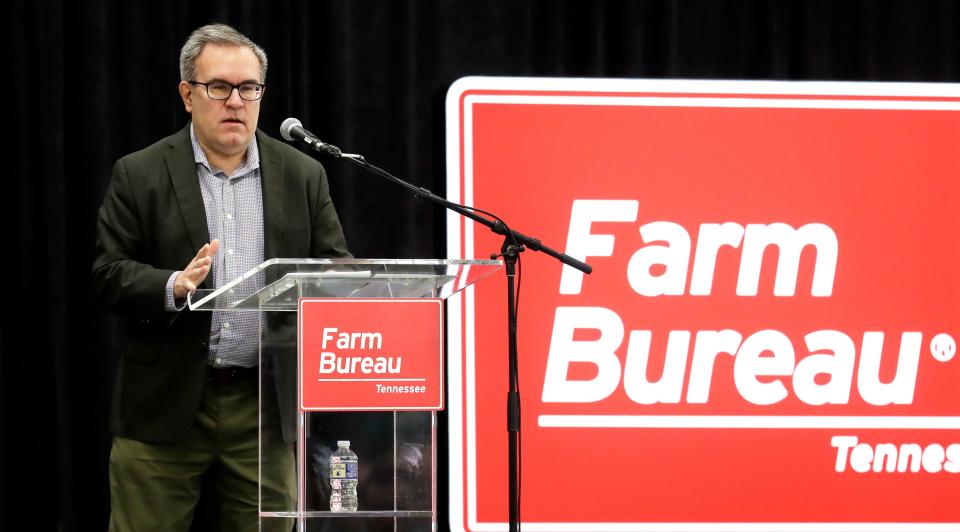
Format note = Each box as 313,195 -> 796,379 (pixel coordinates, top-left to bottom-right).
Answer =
445,78 -> 960,531
299,298 -> 444,410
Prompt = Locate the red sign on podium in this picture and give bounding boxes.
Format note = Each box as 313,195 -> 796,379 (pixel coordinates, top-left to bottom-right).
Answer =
298,298 -> 444,411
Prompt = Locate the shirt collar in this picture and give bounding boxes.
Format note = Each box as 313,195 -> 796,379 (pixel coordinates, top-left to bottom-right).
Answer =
189,122 -> 260,178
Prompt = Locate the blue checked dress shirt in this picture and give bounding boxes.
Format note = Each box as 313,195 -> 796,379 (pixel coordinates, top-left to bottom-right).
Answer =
164,124 -> 264,368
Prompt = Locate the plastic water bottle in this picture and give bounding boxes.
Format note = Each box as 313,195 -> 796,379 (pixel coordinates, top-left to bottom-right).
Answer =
329,440 -> 359,512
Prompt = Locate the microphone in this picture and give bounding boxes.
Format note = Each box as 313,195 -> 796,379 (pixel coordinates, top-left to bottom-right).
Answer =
280,117 -> 342,157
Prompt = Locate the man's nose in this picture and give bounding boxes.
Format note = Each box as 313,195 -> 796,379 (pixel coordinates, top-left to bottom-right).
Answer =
225,87 -> 244,107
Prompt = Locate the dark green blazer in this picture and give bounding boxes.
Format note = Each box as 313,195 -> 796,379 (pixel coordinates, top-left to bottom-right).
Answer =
91,124 -> 350,443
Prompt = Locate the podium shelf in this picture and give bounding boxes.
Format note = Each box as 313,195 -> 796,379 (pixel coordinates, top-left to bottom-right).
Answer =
188,258 -> 502,311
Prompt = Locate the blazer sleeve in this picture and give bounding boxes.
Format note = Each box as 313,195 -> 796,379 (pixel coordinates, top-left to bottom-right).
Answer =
91,157 -> 177,318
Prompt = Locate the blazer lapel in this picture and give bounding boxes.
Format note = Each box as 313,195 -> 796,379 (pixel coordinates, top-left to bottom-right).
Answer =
258,130 -> 286,260
165,124 -> 210,255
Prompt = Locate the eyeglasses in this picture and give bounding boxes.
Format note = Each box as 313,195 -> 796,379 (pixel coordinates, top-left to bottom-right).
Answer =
188,80 -> 265,101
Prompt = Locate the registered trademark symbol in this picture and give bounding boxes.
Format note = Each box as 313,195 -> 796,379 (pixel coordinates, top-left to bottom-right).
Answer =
929,333 -> 956,362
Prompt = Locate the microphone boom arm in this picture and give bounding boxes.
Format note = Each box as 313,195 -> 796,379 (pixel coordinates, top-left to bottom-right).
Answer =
334,152 -> 593,274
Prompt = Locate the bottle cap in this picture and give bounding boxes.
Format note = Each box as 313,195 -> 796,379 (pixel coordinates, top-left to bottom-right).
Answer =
337,440 -> 350,447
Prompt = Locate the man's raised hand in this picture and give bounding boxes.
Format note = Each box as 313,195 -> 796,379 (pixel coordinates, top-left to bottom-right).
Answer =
174,239 -> 220,301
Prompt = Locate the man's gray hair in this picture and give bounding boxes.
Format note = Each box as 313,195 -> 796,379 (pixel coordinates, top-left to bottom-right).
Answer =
179,24 -> 268,83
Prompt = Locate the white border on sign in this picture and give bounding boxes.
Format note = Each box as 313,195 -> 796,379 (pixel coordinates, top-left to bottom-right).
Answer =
298,298 -> 444,411
444,76 -> 960,532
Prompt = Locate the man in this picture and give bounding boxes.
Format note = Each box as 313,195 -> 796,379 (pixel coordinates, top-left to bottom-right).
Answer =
91,23 -> 350,531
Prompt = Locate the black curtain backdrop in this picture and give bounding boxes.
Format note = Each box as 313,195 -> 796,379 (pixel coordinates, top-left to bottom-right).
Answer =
5,1 -> 959,530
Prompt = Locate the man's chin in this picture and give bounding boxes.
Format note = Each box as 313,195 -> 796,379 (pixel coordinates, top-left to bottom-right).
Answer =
216,132 -> 253,149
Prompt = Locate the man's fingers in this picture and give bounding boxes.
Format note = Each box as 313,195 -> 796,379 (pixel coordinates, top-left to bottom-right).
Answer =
185,256 -> 214,274
186,260 -> 211,278
178,241 -> 219,300
205,239 -> 220,258
190,240 -> 219,263
192,243 -> 209,261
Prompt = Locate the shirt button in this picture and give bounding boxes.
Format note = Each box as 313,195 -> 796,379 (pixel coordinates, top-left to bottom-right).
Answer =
226,213 -> 234,220
223,322 -> 231,329
228,288 -> 235,294
227,249 -> 234,255
215,357 -> 222,364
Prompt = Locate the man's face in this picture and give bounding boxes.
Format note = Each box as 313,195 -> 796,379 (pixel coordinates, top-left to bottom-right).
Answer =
179,44 -> 263,160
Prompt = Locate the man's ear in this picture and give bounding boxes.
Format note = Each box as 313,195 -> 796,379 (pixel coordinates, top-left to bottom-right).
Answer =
178,81 -> 193,113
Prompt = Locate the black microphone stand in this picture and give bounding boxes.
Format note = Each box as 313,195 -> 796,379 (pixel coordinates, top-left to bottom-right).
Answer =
299,141 -> 592,532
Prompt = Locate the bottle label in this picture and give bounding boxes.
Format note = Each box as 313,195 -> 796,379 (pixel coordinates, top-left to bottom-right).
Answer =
345,462 -> 358,479
330,461 -> 358,479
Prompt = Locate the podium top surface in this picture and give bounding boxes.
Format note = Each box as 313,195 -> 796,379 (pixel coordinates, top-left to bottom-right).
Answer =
188,258 -> 502,311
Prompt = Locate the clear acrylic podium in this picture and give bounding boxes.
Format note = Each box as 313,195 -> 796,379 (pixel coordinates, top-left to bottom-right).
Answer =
189,258 -> 501,531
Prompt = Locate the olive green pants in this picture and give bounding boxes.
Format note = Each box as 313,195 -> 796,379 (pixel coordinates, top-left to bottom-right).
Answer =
108,376 -> 295,532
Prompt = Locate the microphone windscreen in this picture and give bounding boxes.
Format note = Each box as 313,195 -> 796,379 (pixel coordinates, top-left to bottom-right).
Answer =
280,117 -> 302,141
